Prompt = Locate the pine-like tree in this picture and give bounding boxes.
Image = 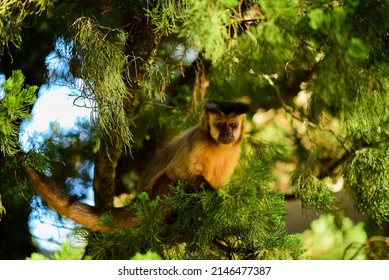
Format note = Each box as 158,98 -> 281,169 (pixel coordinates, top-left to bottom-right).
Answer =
0,0 -> 388,259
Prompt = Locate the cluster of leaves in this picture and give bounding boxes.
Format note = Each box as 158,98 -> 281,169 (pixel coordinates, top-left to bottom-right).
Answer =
217,0 -> 389,225
291,158 -> 339,215
303,1 -> 389,141
209,0 -> 305,96
70,17 -> 133,149
0,0 -> 54,55
0,70 -> 37,156
302,214 -> 367,260
179,0 -> 241,64
309,0 -> 389,221
27,243 -> 162,260
85,152 -> 306,260
27,243 -> 86,260
345,148 -> 389,224
147,0 -> 189,34
149,0 -> 244,64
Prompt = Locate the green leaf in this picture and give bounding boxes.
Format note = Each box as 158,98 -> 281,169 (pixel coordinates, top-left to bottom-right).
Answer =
51,243 -> 85,260
131,251 -> 162,260
303,214 -> 367,260
26,252 -> 50,260
221,0 -> 239,8
308,9 -> 325,30
347,38 -> 368,59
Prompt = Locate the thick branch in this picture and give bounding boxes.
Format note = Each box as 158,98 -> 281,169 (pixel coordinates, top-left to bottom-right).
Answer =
93,137 -> 123,209
23,163 -> 135,233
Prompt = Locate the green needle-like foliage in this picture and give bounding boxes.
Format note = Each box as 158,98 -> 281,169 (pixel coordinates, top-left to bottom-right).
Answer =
71,17 -> 133,148
0,0 -> 54,55
85,152 -> 306,260
345,148 -> 389,224
0,0 -> 388,260
0,70 -> 37,156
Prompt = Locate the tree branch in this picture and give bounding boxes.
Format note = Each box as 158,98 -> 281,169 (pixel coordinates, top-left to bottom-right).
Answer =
93,136 -> 123,209
23,163 -> 136,233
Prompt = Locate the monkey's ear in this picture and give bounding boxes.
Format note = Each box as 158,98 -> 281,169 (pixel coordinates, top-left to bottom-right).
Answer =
204,101 -> 250,115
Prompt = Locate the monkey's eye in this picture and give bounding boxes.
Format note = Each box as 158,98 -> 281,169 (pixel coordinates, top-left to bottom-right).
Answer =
217,122 -> 225,128
229,123 -> 238,129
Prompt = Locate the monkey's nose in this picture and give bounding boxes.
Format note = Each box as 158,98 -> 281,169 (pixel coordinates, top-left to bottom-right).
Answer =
221,129 -> 233,138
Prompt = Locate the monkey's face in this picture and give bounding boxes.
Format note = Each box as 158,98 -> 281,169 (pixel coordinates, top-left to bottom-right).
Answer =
209,113 -> 245,145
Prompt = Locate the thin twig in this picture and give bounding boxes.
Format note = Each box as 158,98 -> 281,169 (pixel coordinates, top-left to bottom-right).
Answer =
143,102 -> 177,109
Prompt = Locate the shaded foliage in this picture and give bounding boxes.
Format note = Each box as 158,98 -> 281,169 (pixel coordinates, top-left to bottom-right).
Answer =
0,0 -> 388,259
86,152 -> 305,260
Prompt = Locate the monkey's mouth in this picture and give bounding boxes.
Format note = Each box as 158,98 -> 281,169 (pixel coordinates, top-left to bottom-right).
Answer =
218,137 -> 234,145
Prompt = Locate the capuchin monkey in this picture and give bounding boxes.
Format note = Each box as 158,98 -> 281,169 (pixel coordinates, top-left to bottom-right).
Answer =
24,101 -> 250,232
139,100 -> 250,200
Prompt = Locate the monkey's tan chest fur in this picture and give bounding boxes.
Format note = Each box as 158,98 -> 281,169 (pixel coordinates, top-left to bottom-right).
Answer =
190,143 -> 241,188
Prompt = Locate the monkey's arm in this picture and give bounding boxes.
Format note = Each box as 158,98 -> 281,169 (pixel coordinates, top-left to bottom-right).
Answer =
23,164 -> 135,233
138,128 -> 198,195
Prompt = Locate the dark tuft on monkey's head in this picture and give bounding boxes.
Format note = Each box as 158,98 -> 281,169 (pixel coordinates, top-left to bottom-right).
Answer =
204,101 -> 250,116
